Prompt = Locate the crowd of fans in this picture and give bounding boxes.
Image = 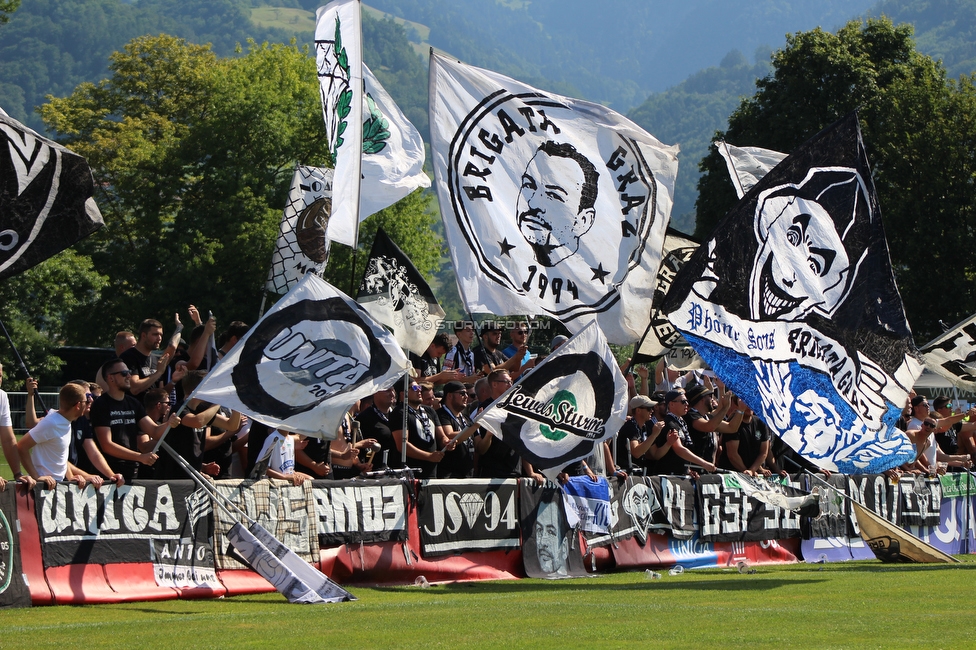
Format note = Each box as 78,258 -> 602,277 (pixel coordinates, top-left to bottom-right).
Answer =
1,309 -> 973,491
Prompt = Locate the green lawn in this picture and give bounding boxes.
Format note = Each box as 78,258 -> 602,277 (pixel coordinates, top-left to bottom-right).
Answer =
3,560 -> 974,648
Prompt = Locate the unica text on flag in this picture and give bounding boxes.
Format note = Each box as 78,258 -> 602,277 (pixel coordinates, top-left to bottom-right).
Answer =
429,51 -> 678,344
193,273 -> 409,439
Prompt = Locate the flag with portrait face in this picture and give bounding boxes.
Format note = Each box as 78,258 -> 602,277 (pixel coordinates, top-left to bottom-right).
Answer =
0,113 -> 103,281
475,321 -> 628,480
193,273 -> 409,439
660,113 -> 921,474
266,166 -> 333,295
315,0 -> 363,248
429,51 -> 678,344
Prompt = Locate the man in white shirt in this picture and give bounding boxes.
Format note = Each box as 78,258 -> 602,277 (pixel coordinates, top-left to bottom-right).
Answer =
17,383 -> 90,490
0,361 -> 35,490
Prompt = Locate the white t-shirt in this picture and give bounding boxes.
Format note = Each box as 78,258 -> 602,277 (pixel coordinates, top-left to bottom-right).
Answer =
29,409 -> 71,480
0,390 -> 11,427
256,430 -> 295,474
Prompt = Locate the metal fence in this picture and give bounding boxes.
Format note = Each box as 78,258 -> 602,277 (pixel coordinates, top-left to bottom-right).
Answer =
6,391 -> 59,435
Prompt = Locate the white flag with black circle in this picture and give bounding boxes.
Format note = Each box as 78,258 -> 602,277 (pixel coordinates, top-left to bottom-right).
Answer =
192,273 -> 409,439
429,51 -> 678,344
266,166 -> 333,295
476,320 -> 628,479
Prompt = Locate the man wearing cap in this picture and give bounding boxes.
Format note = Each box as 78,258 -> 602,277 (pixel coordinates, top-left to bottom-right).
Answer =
651,389 -> 717,476
435,381 -> 475,478
683,384 -> 742,469
907,395 -> 933,431
550,335 -> 568,352
474,322 -> 525,377
615,395 -> 664,472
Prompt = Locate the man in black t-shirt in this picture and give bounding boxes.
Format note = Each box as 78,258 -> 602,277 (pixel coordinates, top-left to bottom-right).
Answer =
120,318 -> 174,396
615,395 -> 663,472
652,389 -> 716,476
90,358 -> 180,482
356,387 -> 398,470
391,380 -> 444,478
718,401 -> 770,474
435,381 -> 474,478
473,370 -> 545,483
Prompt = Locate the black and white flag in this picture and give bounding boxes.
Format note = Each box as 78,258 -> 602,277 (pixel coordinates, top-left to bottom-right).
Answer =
266,165 -> 333,295
0,113 -> 103,280
193,273 -> 410,438
429,51 -> 678,344
919,313 -> 976,391
634,228 -> 699,361
356,227 -> 445,356
661,114 -> 921,474
476,321 -> 628,480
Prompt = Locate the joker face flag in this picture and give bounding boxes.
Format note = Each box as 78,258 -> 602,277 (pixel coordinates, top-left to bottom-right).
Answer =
315,0 -> 362,248
429,51 -> 678,344
477,321 -> 628,479
193,273 -> 409,438
0,113 -> 103,280
356,227 -> 445,356
661,113 -> 921,474
633,228 -> 699,361
266,166 -> 333,295
919,314 -> 976,391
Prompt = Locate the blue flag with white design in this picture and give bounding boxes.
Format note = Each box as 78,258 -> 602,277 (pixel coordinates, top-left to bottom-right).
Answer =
561,476 -> 611,534
660,113 -> 921,474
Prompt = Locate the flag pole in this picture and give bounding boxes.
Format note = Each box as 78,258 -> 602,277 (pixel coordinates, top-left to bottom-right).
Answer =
400,364 -> 409,467
0,316 -> 48,412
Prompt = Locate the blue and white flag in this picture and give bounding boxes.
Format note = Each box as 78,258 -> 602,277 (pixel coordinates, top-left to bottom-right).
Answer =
475,320 -> 628,480
193,273 -> 409,439
429,51 -> 678,344
660,113 -> 921,474
561,476 -> 611,534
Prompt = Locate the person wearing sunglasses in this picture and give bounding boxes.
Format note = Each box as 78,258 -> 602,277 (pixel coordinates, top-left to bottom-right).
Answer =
391,379 -> 444,478
89,358 -> 181,483
435,381 -> 475,478
908,417 -> 973,475
650,388 -> 717,476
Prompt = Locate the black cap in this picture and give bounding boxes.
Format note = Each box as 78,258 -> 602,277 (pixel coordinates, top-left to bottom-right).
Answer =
443,380 -> 466,394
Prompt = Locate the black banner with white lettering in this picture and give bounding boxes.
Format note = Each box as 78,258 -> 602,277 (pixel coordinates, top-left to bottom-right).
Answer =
587,476 -> 671,547
846,474 -> 897,536
0,489 -> 30,608
896,476 -> 941,528
35,480 -> 213,568
312,479 -> 408,548
417,479 -> 520,558
660,476 -> 697,540
806,473 -> 849,539
697,474 -> 804,542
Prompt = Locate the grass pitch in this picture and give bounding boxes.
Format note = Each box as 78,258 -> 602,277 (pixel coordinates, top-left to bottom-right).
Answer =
2,559 -> 974,649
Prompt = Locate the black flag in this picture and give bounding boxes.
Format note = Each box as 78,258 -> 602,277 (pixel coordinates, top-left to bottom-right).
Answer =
0,114 -> 103,280
356,227 -> 445,355
660,113 -> 920,474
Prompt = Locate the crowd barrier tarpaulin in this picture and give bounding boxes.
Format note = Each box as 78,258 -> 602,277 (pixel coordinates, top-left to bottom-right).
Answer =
212,479 -> 318,571
0,487 -> 31,608
585,477 -> 675,548
697,474 -> 805,543
417,479 -> 519,558
519,481 -> 588,579
902,473 -> 976,556
312,478 -> 408,548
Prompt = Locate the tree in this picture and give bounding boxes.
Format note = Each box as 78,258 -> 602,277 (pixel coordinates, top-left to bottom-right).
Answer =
0,0 -> 18,26
39,34 -> 441,345
693,18 -> 976,341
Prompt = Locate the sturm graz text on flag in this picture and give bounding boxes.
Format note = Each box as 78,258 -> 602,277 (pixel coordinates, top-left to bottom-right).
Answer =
661,113 -> 921,474
429,51 -> 678,344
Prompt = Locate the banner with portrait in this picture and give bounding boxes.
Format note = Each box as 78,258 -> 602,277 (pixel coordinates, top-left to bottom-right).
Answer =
519,481 -> 588,579
429,51 -> 678,344
660,113 -> 921,474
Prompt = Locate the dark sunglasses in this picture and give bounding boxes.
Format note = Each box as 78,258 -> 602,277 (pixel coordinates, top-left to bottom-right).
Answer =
110,369 -> 132,377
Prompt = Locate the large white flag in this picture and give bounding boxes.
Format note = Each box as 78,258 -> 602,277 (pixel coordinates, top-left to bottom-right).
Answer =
716,141 -> 787,199
429,51 -> 678,344
266,166 -> 333,295
360,64 -> 431,219
920,314 -> 976,391
476,321 -> 628,480
193,273 -> 409,439
315,0 -> 363,248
